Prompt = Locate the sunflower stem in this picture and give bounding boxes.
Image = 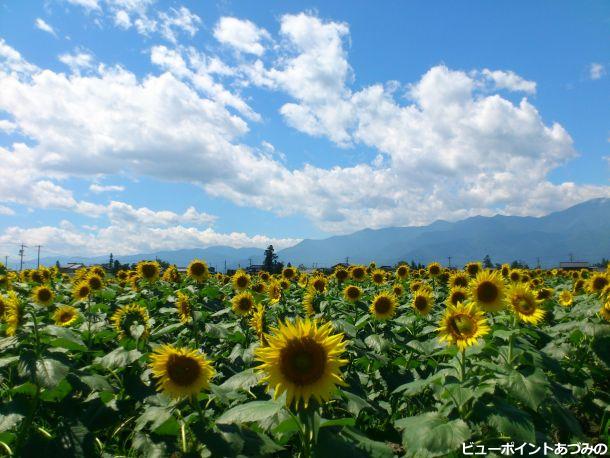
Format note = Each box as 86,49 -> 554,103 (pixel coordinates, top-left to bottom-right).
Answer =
460,348 -> 466,382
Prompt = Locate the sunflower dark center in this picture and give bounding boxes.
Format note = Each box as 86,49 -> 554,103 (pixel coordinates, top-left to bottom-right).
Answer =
476,281 -> 498,303
451,291 -> 467,305
236,276 -> 248,288
346,287 -> 360,300
449,314 -> 476,337
38,289 -> 52,302
429,266 -> 440,275
167,354 -> 201,386
515,297 -> 535,315
89,277 -> 102,289
141,265 -> 157,278
59,311 -> 73,323
336,270 -> 348,281
593,276 -> 608,291
375,296 -> 393,314
467,265 -> 479,275
373,274 -> 383,283
313,279 -> 325,292
352,269 -> 365,279
279,337 -> 326,386
238,297 -> 252,311
414,296 -> 428,311
190,263 -> 206,276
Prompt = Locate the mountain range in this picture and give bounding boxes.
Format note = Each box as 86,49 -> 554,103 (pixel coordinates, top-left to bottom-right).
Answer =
13,198 -> 610,270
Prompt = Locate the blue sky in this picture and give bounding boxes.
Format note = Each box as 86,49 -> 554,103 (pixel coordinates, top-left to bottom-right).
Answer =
0,0 -> 609,260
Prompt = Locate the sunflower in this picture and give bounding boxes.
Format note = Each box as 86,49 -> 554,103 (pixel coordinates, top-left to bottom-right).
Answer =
0,274 -> 9,290
72,281 -> 91,300
350,265 -> 367,282
410,280 -> 423,292
279,279 -> 291,289
136,261 -> 160,282
587,273 -> 609,294
30,270 -> 44,284
334,267 -> 349,283
250,304 -> 268,345
427,262 -> 442,277
252,281 -> 267,294
117,270 -> 129,281
447,287 -> 469,307
536,288 -> 553,301
87,274 -> 104,291
343,285 -> 362,303
509,269 -> 521,283
573,279 -> 585,294
32,285 -> 54,306
162,265 -> 181,283
371,269 -> 386,285
507,284 -> 545,325
187,259 -> 210,283
267,279 -> 282,304
469,270 -> 506,312
232,270 -> 251,291
392,284 -> 405,297
282,266 -> 297,281
111,304 -> 150,339
297,274 -> 309,288
175,291 -> 192,323
53,306 -> 79,327
4,292 -> 22,336
465,262 -> 482,277
259,271 -> 271,282
501,264 -> 510,277
438,302 -> 490,350
395,265 -> 409,280
310,275 -> 327,293
0,295 -> 6,320
412,289 -> 434,316
303,288 -> 324,316
255,318 -> 348,408
449,272 -> 469,289
370,292 -> 398,320
232,291 -> 256,316
150,345 -> 215,399
558,290 -> 573,307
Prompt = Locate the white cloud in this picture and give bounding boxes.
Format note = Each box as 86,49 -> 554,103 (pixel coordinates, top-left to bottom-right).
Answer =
214,17 -> 271,56
35,18 -> 57,37
114,10 -> 131,29
589,62 -> 606,80
158,6 -> 201,44
0,120 -> 17,133
58,50 -> 95,72
1,18 -> 609,239
481,69 -> 536,94
0,205 -> 14,216
65,0 -> 101,10
89,183 -> 125,193
0,221 -> 299,257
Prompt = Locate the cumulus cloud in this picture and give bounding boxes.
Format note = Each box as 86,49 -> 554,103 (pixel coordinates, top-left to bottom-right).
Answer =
58,50 -> 95,72
89,183 -> 125,193
214,17 -> 271,56
0,221 -> 299,257
481,69 -> 536,93
1,12 -> 609,241
34,18 -> 57,36
0,205 -> 14,216
589,62 -> 606,80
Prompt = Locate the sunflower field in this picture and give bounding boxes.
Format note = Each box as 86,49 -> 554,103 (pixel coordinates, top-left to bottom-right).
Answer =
0,260 -> 609,457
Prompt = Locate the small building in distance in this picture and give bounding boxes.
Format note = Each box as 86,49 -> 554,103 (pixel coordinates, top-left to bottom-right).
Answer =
59,262 -> 87,274
245,264 -> 264,274
559,261 -> 590,270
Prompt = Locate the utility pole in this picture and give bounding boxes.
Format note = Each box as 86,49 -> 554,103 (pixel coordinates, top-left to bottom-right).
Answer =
447,256 -> 452,269
224,260 -> 227,274
345,256 -> 349,265
569,253 -> 574,262
19,243 -> 26,272
248,257 -> 253,267
36,245 -> 42,268
536,257 -> 540,269
4,255 -> 7,267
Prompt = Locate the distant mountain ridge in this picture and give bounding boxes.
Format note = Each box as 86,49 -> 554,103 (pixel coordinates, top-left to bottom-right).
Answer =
14,198 -> 610,270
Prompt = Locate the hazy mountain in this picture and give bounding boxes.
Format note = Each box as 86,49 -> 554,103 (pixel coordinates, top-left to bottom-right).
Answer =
276,198 -> 610,268
13,198 -> 610,270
